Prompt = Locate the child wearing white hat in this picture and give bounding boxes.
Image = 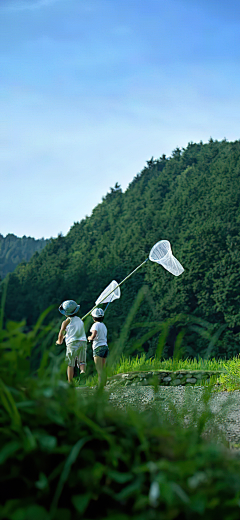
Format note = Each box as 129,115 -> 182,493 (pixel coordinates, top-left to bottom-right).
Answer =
88,308 -> 109,386
56,300 -> 87,382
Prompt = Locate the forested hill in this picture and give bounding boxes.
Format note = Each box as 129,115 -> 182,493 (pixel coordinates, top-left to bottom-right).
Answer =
0,234 -> 48,280
2,139 -> 240,358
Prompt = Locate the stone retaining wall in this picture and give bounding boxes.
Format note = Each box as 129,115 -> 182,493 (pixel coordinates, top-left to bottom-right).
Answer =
106,370 -> 221,388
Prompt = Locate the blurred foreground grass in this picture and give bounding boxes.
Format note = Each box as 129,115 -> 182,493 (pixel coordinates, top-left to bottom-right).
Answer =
1,287 -> 240,518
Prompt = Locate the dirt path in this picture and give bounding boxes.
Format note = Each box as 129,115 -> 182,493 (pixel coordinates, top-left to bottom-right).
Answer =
106,385 -> 240,444
78,384 -> 240,444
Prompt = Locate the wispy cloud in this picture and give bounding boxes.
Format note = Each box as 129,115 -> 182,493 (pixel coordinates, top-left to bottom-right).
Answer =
4,0 -> 60,11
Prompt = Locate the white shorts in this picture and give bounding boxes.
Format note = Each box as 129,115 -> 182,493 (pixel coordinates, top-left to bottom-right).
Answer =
66,340 -> 87,367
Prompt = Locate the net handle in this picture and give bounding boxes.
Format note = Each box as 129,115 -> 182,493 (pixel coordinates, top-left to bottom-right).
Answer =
81,258 -> 149,320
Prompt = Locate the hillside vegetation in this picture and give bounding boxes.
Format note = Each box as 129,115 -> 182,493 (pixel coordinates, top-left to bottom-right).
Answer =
2,139 -> 240,358
0,233 -> 48,279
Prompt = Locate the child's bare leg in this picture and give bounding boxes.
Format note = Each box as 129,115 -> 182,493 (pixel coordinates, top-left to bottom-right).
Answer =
94,356 -> 106,386
67,366 -> 74,382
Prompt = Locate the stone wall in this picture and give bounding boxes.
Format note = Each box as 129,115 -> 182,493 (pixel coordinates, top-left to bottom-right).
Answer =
106,370 -> 221,388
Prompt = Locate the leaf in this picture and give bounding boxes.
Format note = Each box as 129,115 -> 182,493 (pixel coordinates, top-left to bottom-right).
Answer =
171,482 -> 190,504
0,441 -> 21,464
10,505 -> 50,520
0,277 -> 8,330
116,480 -> 141,501
71,493 -> 91,514
37,434 -> 57,451
52,509 -> 71,520
31,305 -> 56,338
16,400 -> 36,409
149,481 -> 160,507
23,426 -> 37,451
35,472 -> 49,490
0,378 -> 21,427
50,436 -> 91,514
107,470 -> 133,484
38,350 -> 50,378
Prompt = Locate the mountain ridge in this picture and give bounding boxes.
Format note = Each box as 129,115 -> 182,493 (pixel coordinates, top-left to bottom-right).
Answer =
0,233 -> 49,280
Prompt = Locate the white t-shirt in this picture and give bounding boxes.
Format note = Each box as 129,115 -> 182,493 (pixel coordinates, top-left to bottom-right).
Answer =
90,322 -> 108,351
65,316 -> 87,345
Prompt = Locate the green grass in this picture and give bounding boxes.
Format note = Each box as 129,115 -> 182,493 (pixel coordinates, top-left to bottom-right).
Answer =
110,353 -> 226,373
218,357 -> 240,391
83,353 -> 227,388
83,354 -> 240,391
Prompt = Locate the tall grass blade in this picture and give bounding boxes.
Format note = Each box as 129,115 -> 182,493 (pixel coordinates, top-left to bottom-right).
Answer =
155,320 -> 170,360
0,276 -> 9,330
50,436 -> 91,516
109,286 -> 148,366
0,378 -> 21,427
31,305 -> 56,337
205,324 -> 227,360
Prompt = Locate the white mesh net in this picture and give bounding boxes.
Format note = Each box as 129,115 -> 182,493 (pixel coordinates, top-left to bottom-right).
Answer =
149,240 -> 184,276
95,280 -> 121,305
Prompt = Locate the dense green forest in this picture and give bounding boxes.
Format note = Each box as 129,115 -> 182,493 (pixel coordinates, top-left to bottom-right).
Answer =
0,234 -> 48,279
2,139 -> 240,358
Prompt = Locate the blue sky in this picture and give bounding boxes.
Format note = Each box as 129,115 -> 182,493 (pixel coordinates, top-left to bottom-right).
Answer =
1,0 -> 240,238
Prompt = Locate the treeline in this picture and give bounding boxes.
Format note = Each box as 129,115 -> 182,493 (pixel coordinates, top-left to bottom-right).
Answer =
0,234 -> 48,279
2,139 -> 240,358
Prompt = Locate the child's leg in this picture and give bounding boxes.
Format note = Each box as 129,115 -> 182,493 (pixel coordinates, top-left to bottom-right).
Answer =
67,366 -> 74,382
94,356 -> 107,386
66,344 -> 75,382
77,342 -> 87,374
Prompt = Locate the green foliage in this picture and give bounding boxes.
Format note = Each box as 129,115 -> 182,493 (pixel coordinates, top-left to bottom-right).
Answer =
0,233 -> 48,280
2,308 -> 240,519
3,139 -> 240,357
218,357 -> 240,391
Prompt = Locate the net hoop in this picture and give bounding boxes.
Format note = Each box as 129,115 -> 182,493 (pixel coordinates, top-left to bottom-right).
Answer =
149,240 -> 184,276
95,280 -> 121,305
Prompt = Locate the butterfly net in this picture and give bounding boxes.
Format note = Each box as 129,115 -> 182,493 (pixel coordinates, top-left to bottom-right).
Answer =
149,240 -> 184,276
95,280 -> 121,305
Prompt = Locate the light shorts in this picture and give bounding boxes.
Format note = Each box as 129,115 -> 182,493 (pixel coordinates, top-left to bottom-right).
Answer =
66,340 -> 87,367
93,345 -> 109,359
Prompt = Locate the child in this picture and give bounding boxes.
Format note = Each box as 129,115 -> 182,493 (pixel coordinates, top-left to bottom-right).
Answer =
56,300 -> 87,383
87,308 -> 108,386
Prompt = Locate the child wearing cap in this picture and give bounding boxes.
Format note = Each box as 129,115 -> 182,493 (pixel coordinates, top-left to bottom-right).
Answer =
56,300 -> 87,383
88,308 -> 109,386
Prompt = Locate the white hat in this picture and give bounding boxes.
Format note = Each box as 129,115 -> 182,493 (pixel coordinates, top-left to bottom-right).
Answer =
91,308 -> 104,318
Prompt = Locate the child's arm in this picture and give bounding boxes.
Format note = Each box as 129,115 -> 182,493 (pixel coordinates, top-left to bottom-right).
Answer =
88,330 -> 97,341
56,318 -> 70,345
